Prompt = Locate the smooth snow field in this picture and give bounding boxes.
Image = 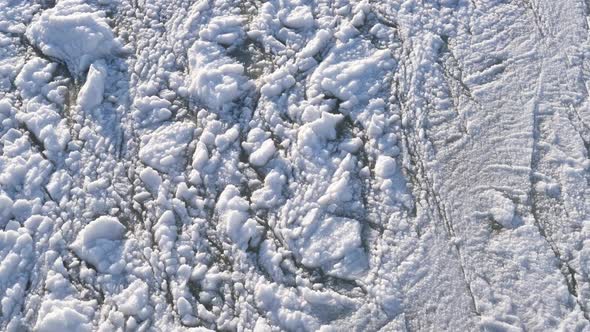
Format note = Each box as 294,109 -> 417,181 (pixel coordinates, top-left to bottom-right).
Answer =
1,0 -> 590,331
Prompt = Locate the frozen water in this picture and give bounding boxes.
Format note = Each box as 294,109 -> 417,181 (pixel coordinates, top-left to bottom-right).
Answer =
1,0 -> 590,330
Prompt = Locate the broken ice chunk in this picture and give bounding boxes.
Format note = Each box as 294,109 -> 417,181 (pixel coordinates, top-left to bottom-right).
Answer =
251,170 -> 286,209
35,305 -> 92,332
375,156 -> 396,178
217,185 -> 259,249
280,6 -> 314,29
154,211 -> 177,253
71,216 -> 126,273
139,166 -> 161,196
199,16 -> 246,46
14,58 -> 56,99
299,29 -> 332,59
297,112 -> 344,149
249,139 -> 276,167
188,41 -> 250,109
297,209 -> 368,279
46,170 -> 72,201
308,39 -> 394,109
490,203 -> 516,229
26,1 -> 120,76
16,102 -> 71,153
0,195 -> 13,225
77,60 -> 107,110
260,65 -> 296,97
113,280 -> 152,320
139,122 -> 195,173
480,190 -> 521,229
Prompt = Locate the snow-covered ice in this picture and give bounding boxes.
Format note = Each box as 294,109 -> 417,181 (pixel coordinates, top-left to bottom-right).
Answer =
188,41 -> 250,110
2,0 -> 590,330
77,60 -> 107,111
139,122 -> 195,173
26,0 -> 120,76
71,216 -> 126,273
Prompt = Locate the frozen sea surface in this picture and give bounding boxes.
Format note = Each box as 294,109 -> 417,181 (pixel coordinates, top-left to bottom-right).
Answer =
0,0 -> 590,330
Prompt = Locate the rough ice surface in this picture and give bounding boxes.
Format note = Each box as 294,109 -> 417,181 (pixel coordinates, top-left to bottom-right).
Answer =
188,41 -> 250,110
139,122 -> 195,173
25,0 -> 120,76
1,0 -> 590,330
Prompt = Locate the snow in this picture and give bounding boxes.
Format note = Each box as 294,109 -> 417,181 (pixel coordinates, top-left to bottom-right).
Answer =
2,0 -> 590,330
296,210 -> 367,279
0,195 -> 13,225
249,139 -> 276,167
139,122 -> 195,173
216,185 -> 259,249
188,41 -> 250,110
77,60 -> 107,110
139,167 -> 162,195
280,6 -> 314,29
35,306 -> 92,332
308,39 -> 395,110
113,280 -> 151,319
375,156 -> 396,178
199,16 -> 246,46
26,0 -> 119,76
71,216 -> 126,273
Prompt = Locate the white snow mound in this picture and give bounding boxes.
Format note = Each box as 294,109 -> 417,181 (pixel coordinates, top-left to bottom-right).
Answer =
26,0 -> 119,76
71,216 -> 126,273
139,122 -> 195,173
188,41 -> 250,109
35,306 -> 92,332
